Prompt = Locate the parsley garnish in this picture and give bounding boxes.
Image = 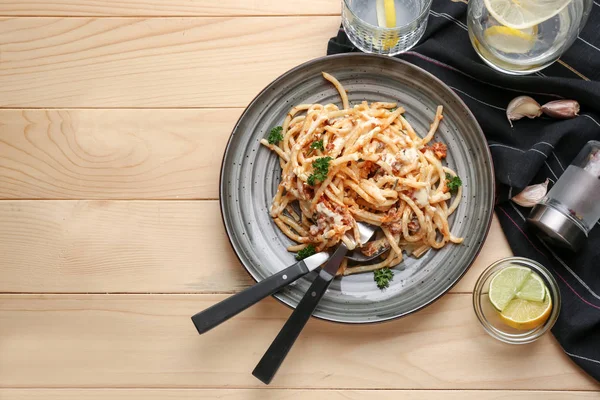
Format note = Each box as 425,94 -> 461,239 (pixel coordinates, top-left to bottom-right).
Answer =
445,173 -> 462,193
267,126 -> 283,144
307,139 -> 325,156
390,107 -> 397,112
374,268 -> 394,289
307,156 -> 332,186
310,140 -> 324,151
296,244 -> 316,261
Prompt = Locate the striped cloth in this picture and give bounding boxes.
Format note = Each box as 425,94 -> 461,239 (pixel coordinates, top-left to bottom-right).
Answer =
328,0 -> 600,382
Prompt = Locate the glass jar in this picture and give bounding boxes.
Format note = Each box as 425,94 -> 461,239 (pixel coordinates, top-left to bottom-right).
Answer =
528,141 -> 600,250
467,0 -> 592,74
473,257 -> 561,344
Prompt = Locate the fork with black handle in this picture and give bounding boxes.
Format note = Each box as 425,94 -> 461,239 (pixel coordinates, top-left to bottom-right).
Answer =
252,222 -> 377,384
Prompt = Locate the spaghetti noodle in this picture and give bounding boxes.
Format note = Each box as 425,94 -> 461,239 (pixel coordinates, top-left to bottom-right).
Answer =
260,72 -> 463,276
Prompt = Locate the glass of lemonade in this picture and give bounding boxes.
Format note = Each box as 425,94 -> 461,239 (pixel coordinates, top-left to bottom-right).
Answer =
342,0 -> 433,56
467,0 -> 593,74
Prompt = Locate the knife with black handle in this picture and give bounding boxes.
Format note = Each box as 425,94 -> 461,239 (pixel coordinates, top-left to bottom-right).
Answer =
191,252 -> 329,334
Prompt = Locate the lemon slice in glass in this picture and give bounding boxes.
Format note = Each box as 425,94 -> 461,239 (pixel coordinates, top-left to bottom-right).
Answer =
376,0 -> 399,50
500,287 -> 552,330
483,25 -> 536,53
484,0 -> 572,30
384,0 -> 397,27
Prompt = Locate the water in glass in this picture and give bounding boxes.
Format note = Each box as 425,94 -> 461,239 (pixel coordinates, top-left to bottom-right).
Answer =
467,0 -> 592,74
342,0 -> 432,56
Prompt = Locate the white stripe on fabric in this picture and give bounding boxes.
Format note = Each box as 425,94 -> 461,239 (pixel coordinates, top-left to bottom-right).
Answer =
530,148 -> 547,157
578,36 -> 600,52
488,143 -> 523,151
442,13 -> 468,30
509,200 -> 527,221
430,10 -> 468,30
553,152 -> 565,171
566,351 -> 600,365
582,114 -> 600,128
536,141 -> 554,148
545,161 -> 559,180
449,86 -> 505,110
488,144 -> 560,180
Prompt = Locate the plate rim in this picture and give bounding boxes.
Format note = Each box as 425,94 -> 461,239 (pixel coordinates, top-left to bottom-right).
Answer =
218,52 -> 496,324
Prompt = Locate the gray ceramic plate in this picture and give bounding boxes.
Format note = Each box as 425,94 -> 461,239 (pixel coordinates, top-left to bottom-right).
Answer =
220,53 -> 494,323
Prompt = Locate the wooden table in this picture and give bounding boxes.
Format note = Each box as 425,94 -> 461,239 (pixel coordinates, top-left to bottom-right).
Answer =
0,1 -> 598,399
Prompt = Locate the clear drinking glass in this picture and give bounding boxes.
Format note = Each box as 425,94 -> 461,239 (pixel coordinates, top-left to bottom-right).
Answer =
467,0 -> 592,74
342,0 -> 433,56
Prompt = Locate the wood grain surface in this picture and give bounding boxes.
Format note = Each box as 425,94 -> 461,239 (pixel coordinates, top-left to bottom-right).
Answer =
0,200 -> 509,293
1,294 -> 597,390
2,390 -> 599,400
0,109 -> 236,199
0,0 -> 596,396
0,0 -> 340,16
0,17 -> 339,108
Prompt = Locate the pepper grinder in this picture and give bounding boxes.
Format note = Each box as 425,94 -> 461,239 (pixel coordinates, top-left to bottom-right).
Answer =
528,140 -> 600,251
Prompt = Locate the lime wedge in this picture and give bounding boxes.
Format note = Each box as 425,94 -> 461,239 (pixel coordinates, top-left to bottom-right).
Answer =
516,272 -> 547,302
488,266 -> 532,311
484,0 -> 572,30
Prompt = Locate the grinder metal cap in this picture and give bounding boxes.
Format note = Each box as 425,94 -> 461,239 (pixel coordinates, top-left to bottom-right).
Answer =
527,203 -> 587,251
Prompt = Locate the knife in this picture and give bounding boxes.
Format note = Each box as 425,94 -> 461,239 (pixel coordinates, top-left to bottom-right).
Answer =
191,251 -> 329,335
252,222 -> 377,384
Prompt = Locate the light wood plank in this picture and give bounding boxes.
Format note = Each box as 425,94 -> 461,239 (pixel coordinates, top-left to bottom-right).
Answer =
0,200 -> 510,293
0,0 -> 340,16
0,109 -> 238,199
0,17 -> 339,108
0,200 -> 249,293
1,389 -> 599,399
0,294 -> 596,389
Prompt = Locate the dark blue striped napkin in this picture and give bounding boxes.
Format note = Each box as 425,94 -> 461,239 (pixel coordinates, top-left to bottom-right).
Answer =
328,0 -> 600,382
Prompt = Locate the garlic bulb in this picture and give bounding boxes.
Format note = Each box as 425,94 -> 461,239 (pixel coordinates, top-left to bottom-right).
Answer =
506,96 -> 542,127
512,179 -> 549,207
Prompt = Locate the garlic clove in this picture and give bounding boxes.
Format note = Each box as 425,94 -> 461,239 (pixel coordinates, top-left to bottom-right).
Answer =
506,96 -> 542,127
541,100 -> 580,119
511,178 -> 549,207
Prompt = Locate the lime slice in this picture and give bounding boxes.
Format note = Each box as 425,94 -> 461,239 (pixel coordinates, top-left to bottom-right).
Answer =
500,287 -> 552,330
483,25 -> 536,53
489,266 -> 532,311
484,0 -> 572,30
516,271 -> 546,302
384,0 -> 396,28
